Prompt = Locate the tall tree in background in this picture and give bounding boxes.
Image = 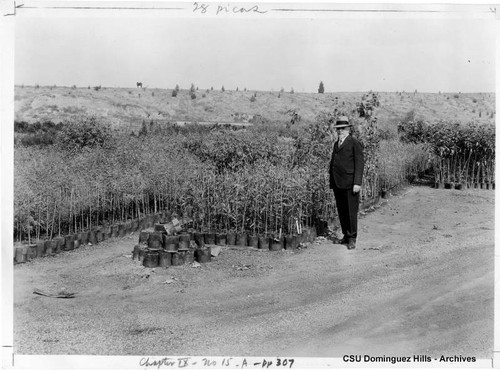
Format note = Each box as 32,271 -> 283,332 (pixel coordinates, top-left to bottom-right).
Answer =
318,81 -> 325,94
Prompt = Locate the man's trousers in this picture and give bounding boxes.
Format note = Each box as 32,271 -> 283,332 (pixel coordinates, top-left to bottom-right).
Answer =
332,184 -> 360,239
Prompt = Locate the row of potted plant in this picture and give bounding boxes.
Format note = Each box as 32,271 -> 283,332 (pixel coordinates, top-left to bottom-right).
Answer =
132,225 -> 319,269
13,212 -> 166,264
15,186 -> 395,266
139,225 -> 318,252
434,181 -> 495,190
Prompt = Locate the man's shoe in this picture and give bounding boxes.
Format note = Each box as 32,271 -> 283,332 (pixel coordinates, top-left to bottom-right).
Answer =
347,238 -> 356,250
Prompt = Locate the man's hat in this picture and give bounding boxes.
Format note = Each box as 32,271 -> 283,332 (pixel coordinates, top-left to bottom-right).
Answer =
332,116 -> 351,128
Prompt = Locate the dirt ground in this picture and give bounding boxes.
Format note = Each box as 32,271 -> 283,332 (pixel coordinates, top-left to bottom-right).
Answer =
12,185 -> 494,359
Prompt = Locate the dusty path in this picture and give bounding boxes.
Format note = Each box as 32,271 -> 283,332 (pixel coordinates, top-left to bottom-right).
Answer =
12,186 -> 494,358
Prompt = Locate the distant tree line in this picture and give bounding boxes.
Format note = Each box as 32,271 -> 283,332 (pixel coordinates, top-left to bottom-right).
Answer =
14,117 -> 111,149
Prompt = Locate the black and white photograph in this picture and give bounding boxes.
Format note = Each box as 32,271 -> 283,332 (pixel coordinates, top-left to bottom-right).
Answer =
1,1 -> 497,369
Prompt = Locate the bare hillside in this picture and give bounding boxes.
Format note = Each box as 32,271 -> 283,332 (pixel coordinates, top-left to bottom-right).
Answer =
14,86 -> 495,131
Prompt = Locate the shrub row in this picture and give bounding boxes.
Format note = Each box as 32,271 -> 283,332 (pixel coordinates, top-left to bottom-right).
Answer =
14,126 -> 334,242
398,117 -> 495,186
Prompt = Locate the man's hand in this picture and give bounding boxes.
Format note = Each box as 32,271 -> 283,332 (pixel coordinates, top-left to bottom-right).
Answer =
353,185 -> 361,193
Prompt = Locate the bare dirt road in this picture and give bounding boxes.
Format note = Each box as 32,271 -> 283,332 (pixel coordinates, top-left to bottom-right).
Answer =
12,185 -> 494,359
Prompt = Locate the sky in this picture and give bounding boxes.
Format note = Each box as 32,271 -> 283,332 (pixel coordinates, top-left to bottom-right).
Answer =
14,5 -> 497,93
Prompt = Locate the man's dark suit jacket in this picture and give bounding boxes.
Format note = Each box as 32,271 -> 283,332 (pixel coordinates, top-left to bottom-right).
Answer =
329,135 -> 364,190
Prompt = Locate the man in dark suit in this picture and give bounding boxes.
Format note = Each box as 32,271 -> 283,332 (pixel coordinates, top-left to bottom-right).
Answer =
329,116 -> 364,249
